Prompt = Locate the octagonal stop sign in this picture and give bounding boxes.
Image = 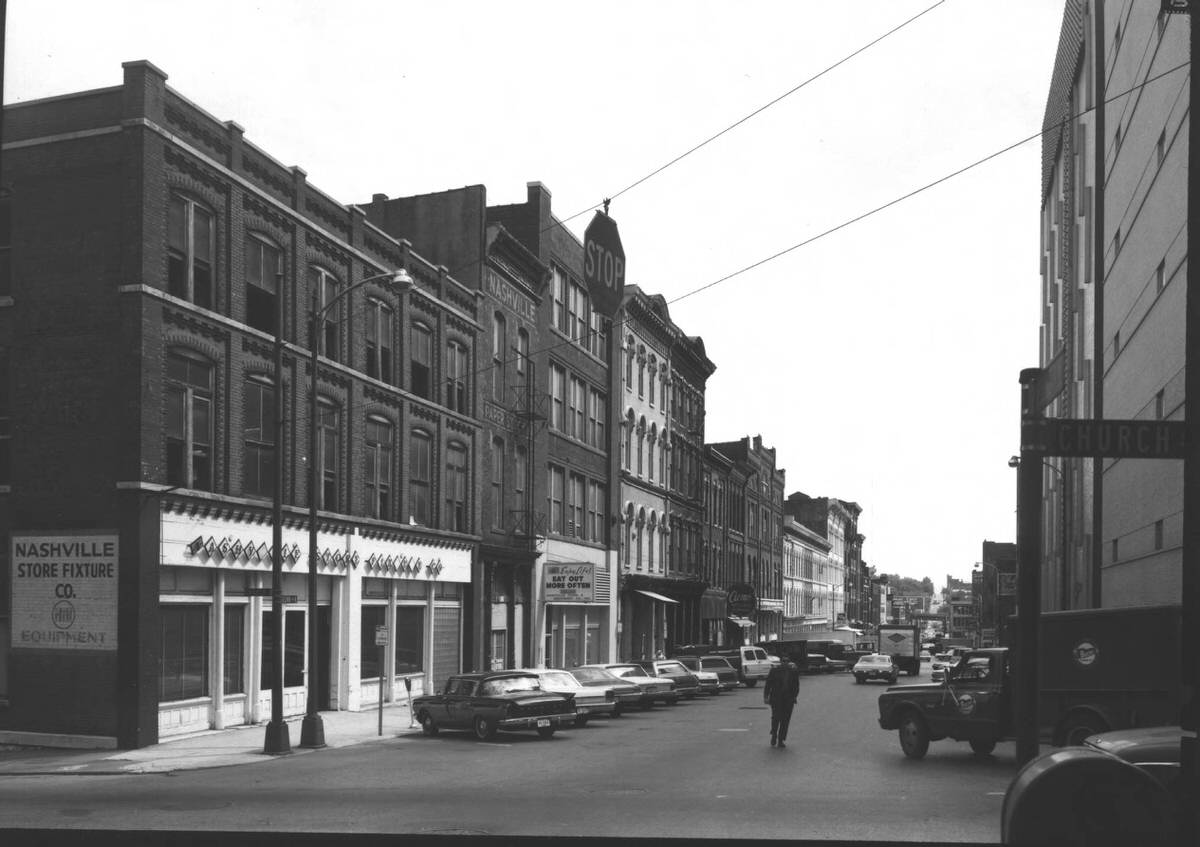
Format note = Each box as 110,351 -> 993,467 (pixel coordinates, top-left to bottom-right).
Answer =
584,211 -> 625,317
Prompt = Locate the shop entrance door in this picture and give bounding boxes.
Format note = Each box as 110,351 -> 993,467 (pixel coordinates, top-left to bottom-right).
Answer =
317,605 -> 332,710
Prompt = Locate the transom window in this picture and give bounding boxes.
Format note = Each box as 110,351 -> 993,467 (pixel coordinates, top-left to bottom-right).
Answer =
166,351 -> 213,491
245,235 -> 282,334
168,195 -> 214,309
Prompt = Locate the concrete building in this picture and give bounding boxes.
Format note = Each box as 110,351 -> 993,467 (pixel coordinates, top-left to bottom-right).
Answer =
1038,0 -> 1187,609
1,63 -> 482,747
784,493 -> 860,628
782,515 -> 834,635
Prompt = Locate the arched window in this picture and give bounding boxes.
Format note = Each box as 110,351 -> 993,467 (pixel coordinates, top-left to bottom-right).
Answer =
647,424 -> 656,482
317,397 -> 340,511
623,503 -> 634,566
648,512 -> 657,570
637,345 -> 646,397
166,350 -> 213,491
636,417 -> 646,476
625,337 -> 635,388
364,415 -> 393,520
624,411 -> 635,470
636,507 -> 646,569
244,233 -> 282,335
309,265 -> 340,361
168,194 -> 214,309
648,356 -> 657,406
409,429 -> 433,525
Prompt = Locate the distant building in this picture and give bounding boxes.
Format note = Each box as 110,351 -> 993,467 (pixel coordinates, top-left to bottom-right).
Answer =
782,515 -> 834,635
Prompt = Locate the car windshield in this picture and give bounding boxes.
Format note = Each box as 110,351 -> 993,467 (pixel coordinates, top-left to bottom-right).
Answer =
609,665 -> 648,678
659,662 -> 688,674
540,671 -> 580,689
479,676 -> 541,696
700,658 -> 730,669
571,667 -> 618,683
862,656 -> 890,665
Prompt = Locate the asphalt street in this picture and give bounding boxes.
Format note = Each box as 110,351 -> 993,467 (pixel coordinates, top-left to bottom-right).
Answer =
0,669 -> 1019,842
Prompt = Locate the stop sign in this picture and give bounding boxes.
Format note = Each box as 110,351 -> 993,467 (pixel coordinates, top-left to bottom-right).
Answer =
584,211 -> 625,317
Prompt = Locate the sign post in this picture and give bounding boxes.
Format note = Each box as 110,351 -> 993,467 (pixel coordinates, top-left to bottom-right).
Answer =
375,625 -> 388,737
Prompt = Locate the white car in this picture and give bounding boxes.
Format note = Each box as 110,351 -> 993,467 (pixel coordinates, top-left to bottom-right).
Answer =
515,668 -> 616,726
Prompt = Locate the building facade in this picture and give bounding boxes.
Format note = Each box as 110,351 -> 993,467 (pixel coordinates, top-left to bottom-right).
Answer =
1038,0 -> 1187,610
1,62 -> 483,747
782,515 -> 835,635
784,492 -> 859,628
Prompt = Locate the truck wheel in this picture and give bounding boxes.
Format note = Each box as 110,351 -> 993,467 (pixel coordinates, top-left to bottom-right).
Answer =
1060,715 -> 1108,747
969,738 -> 996,755
898,711 -> 930,759
473,715 -> 497,741
419,712 -> 439,736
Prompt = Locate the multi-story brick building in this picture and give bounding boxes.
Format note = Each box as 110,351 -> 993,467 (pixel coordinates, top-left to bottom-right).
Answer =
1038,1 -> 1187,610
615,286 -> 714,658
0,62 -> 482,747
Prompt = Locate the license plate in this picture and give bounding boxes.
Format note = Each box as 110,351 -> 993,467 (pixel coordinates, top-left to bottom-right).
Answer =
537,718 -> 550,728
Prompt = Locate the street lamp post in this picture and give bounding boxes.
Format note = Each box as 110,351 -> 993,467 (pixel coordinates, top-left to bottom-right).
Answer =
264,273 -> 290,755
299,267 -> 412,749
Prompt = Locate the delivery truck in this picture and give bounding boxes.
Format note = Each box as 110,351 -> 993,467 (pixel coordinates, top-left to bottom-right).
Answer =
876,624 -> 921,676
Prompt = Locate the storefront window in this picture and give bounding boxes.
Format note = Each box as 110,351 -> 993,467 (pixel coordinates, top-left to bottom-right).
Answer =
223,605 -> 245,694
361,605 -> 386,679
160,605 -> 208,701
395,606 -> 425,674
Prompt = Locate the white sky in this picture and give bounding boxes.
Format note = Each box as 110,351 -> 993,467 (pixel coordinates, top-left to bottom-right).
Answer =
4,0 -> 1067,589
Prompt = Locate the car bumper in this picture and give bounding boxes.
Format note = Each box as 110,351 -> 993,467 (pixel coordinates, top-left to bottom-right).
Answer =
576,702 -> 618,716
697,682 -> 720,694
858,671 -> 895,680
498,714 -> 577,731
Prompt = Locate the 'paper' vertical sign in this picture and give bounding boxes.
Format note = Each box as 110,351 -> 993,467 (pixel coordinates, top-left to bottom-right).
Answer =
11,532 -> 119,650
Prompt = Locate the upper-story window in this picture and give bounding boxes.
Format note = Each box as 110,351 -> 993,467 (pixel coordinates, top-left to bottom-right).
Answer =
516,328 -> 529,379
551,267 -> 567,335
309,266 -> 340,361
567,280 -> 589,343
445,442 -> 468,532
549,363 -> 566,431
568,473 -> 585,539
492,313 -> 506,401
317,398 -> 340,511
588,389 -> 607,450
365,298 -> 393,383
589,312 -> 609,359
446,340 -> 469,413
648,357 -> 657,406
166,351 -> 213,491
547,464 -> 565,535
587,480 -> 606,543
364,416 -> 393,520
243,377 -> 275,498
568,376 -> 586,440
491,437 -> 505,529
409,428 -> 432,526
245,235 -> 282,335
410,323 -> 432,399
625,338 -> 635,388
168,195 -> 214,309
637,347 -> 645,397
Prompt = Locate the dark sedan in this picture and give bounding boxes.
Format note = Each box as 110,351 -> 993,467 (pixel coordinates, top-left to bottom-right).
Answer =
676,655 -> 739,691
635,659 -> 701,699
567,666 -> 644,716
412,671 -> 576,740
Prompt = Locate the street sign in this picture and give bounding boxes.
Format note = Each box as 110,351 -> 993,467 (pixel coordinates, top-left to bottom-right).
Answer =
374,625 -> 388,646
583,211 -> 625,317
1022,418 -> 1188,459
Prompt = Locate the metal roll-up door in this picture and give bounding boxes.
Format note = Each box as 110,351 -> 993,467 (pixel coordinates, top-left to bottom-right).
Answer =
431,606 -> 462,693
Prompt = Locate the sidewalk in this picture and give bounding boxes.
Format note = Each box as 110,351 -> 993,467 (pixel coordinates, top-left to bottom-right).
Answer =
0,702 -> 423,776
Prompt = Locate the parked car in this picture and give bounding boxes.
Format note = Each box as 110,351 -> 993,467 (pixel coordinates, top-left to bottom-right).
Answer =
672,658 -> 720,695
675,644 -> 773,687
584,663 -> 677,707
566,666 -> 643,716
412,671 -> 576,740
517,668 -> 616,726
1083,725 -> 1185,791
853,653 -> 899,685
636,659 -> 702,699
676,655 -> 739,691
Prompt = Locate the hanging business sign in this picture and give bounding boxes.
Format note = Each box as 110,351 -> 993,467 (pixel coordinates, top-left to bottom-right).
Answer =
545,562 -> 595,602
583,211 -> 626,317
11,532 -> 119,651
728,583 -> 757,617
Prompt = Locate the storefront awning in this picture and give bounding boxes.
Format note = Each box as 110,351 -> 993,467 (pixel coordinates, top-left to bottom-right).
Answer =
728,616 -> 755,628
636,589 -> 680,604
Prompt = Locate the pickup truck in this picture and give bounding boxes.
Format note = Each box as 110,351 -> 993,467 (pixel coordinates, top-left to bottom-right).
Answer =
675,644 -> 773,687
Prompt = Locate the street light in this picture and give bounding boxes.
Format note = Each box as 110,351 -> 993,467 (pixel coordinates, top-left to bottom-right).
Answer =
300,267 -> 412,749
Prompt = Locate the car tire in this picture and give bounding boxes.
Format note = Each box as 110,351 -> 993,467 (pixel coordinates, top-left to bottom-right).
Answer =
536,726 -> 556,739
889,675 -> 898,684
611,704 -> 623,718
743,680 -> 757,688
898,710 -> 930,760
969,738 -> 996,755
854,675 -> 864,684
473,715 -> 497,741
1060,714 -> 1108,747
419,712 -> 438,737
575,714 -> 589,728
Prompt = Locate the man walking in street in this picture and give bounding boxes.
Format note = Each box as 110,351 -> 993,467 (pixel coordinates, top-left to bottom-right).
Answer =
764,658 -> 800,748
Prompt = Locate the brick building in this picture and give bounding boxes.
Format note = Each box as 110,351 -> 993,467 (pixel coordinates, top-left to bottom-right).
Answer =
0,62 -> 482,747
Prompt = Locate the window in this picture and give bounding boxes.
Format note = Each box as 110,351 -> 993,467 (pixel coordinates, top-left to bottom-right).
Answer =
410,323 -> 432,399
548,464 -> 565,534
569,376 -> 586,439
446,340 -> 468,413
223,605 -> 245,694
395,606 -> 425,674
409,429 -> 432,525
648,433 -> 655,482
243,378 -> 275,498
624,419 -> 633,471
365,298 -> 394,383
568,473 -> 585,539
360,605 -> 386,679
588,481 -> 606,543
492,313 -> 506,400
491,438 -> 504,529
625,341 -> 634,388
513,445 -> 528,532
317,398 -> 340,511
168,195 -> 214,309
661,373 -> 668,416
649,359 -> 656,405
549,363 -> 566,431
364,416 -> 392,520
551,267 -> 567,334
648,514 -> 656,570
636,423 -> 645,476
309,266 -> 340,361
166,351 -> 213,491
588,389 -> 606,450
445,442 -> 468,532
245,235 -> 281,334
516,328 -> 529,378
160,605 -> 208,701
568,279 -> 589,342
589,312 -> 609,359
637,353 -> 645,397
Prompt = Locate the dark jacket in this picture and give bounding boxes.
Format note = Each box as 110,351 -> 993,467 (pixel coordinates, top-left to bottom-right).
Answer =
764,662 -> 800,707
